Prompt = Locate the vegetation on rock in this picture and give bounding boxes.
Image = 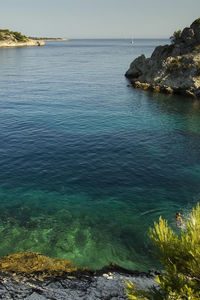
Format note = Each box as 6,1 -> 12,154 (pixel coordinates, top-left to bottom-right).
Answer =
170,30 -> 182,44
126,203 -> 200,299
167,57 -> 182,72
0,29 -> 27,42
192,18 -> 200,26
125,17 -> 200,99
12,31 -> 27,42
196,62 -> 200,75
0,252 -> 78,277
167,57 -> 192,73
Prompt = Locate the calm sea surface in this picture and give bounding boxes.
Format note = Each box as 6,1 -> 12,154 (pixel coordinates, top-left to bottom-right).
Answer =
0,39 -> 200,271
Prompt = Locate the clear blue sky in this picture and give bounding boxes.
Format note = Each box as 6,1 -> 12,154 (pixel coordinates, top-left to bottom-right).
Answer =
1,0 -> 200,38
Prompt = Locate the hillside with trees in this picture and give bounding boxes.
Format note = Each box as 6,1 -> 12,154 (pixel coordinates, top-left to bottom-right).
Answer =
0,29 -> 44,47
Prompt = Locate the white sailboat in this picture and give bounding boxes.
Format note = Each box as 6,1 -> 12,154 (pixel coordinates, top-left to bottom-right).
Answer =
130,38 -> 134,45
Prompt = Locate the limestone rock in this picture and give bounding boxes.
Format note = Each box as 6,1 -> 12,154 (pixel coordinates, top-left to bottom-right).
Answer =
0,29 -> 45,48
126,54 -> 147,78
125,18 -> 200,99
0,39 -> 45,48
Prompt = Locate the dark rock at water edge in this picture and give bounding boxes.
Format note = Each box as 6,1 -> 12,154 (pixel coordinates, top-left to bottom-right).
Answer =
125,18 -> 200,99
0,252 -> 159,299
0,268 -> 158,299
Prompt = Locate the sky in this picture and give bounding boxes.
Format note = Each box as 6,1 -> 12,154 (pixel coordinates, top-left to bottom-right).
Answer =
1,0 -> 200,39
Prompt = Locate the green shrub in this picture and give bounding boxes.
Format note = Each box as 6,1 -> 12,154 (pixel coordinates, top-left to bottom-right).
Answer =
125,203 -> 200,300
196,62 -> 200,75
170,30 -> 182,44
0,29 -> 27,42
0,29 -> 9,34
192,18 -> 200,26
0,29 -> 9,41
194,45 -> 200,54
11,31 -> 27,42
167,57 -> 191,73
167,57 -> 182,72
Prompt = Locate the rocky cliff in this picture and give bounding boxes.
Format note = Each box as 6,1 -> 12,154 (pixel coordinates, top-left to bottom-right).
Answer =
125,18 -> 200,99
0,29 -> 45,48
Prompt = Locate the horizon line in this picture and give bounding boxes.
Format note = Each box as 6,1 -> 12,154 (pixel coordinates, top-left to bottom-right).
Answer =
43,37 -> 170,40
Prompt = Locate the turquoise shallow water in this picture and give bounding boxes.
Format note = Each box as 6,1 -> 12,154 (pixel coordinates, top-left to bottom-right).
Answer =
0,39 -> 200,270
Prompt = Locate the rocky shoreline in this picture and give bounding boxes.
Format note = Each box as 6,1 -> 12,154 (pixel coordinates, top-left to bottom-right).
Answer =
125,18 -> 200,99
0,252 -> 158,299
0,39 -> 45,48
0,29 -> 45,48
0,268 -> 158,300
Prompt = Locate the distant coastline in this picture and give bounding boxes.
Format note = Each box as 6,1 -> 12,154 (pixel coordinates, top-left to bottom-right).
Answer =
0,40 -> 45,48
0,29 -> 45,48
30,37 -> 69,41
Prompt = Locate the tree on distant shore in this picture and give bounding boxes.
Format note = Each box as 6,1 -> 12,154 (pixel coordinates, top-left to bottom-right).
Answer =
125,203 -> 200,299
0,29 -> 27,42
11,31 -> 27,42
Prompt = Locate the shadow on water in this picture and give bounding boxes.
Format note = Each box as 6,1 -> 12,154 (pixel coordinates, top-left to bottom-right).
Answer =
149,92 -> 200,114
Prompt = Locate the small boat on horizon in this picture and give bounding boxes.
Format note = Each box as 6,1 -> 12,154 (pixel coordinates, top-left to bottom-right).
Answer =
130,39 -> 134,45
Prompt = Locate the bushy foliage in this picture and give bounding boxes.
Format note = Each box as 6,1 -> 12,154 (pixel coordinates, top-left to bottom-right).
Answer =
192,18 -> 200,26
0,29 -> 9,40
0,29 -> 27,42
196,62 -> 200,76
170,30 -> 182,44
194,45 -> 200,54
125,203 -> 200,300
167,57 -> 182,72
167,57 -> 191,73
11,31 -> 27,42
0,252 -> 78,277
0,29 -> 9,34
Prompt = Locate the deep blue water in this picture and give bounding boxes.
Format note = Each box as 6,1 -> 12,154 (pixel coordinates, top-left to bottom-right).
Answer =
0,39 -> 200,270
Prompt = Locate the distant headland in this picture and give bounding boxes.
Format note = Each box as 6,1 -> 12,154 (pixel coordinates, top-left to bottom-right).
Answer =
0,29 -> 45,48
29,37 -> 68,41
125,18 -> 200,99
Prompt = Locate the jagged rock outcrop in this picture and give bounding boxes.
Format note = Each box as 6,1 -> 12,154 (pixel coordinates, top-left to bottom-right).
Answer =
125,18 -> 200,99
0,29 -> 45,48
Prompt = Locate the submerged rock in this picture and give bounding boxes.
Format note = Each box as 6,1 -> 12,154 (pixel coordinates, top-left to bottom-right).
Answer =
125,18 -> 200,99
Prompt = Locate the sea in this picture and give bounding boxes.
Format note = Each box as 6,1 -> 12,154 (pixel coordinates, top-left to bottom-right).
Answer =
0,39 -> 200,271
